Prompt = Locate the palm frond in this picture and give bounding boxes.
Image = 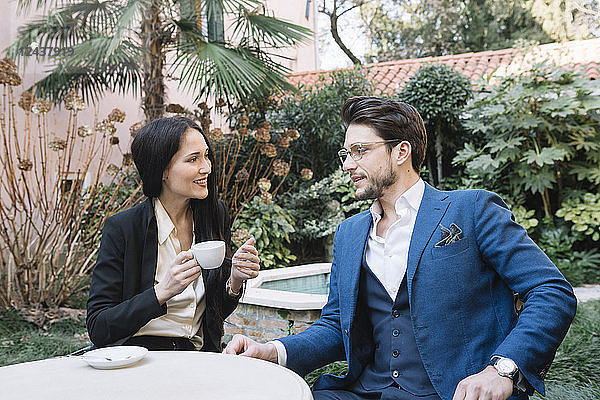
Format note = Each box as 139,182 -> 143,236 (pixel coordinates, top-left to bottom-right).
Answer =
173,37 -> 293,103
32,40 -> 142,103
6,0 -> 122,62
16,0 -> 68,13
204,0 -> 261,18
232,10 -> 312,48
107,0 -> 149,54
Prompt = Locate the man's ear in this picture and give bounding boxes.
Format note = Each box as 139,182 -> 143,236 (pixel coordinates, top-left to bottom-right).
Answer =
395,141 -> 412,166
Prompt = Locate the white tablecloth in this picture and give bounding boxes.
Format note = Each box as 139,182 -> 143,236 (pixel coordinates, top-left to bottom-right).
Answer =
0,351 -> 313,400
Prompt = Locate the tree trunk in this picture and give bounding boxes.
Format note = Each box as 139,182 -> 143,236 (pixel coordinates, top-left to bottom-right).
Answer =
140,2 -> 166,122
435,122 -> 443,185
329,12 -> 361,65
542,188 -> 551,218
427,155 -> 434,185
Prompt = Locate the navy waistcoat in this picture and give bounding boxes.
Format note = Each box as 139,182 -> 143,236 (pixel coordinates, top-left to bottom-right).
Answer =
357,261 -> 438,397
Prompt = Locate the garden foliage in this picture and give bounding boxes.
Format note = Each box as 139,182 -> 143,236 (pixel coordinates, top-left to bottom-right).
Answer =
454,64 -> 600,284
231,196 -> 296,269
397,63 -> 473,185
271,67 -> 375,182
282,169 -> 371,241
455,63 -> 600,218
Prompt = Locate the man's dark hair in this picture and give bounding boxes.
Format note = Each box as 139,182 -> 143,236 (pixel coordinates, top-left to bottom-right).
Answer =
341,96 -> 427,172
131,116 -> 224,241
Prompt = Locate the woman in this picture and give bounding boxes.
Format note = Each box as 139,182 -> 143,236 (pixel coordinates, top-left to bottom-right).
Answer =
87,116 -> 260,351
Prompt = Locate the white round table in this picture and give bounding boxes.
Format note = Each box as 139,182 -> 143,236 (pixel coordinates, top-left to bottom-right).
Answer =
0,351 -> 313,400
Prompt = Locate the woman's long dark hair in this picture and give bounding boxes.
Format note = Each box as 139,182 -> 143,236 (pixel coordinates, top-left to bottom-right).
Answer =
131,116 -> 225,243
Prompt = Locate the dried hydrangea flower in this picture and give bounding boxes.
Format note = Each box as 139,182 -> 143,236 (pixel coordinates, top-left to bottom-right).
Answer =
166,103 -> 185,114
110,136 -> 120,145
235,168 -> 249,182
260,143 -> 277,158
0,58 -> 17,73
64,91 -> 85,111
0,58 -> 21,86
255,128 -> 271,143
237,116 -> 250,127
257,178 -> 271,192
96,120 -> 116,136
258,121 -> 271,131
277,136 -> 290,148
31,99 -> 51,114
107,108 -> 126,122
122,153 -> 133,167
300,168 -> 313,180
259,191 -> 273,203
106,164 -> 120,176
284,129 -> 300,141
18,91 -> 34,111
232,228 -> 251,247
129,121 -> 144,137
48,139 -> 67,151
77,125 -> 93,137
209,128 -> 224,141
17,159 -> 33,171
215,98 -> 227,108
272,159 -> 290,177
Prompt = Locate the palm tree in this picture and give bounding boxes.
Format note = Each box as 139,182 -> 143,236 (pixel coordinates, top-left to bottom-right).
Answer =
8,0 -> 311,121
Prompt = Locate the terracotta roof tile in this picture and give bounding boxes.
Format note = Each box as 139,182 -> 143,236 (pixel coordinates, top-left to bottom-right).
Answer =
289,39 -> 600,93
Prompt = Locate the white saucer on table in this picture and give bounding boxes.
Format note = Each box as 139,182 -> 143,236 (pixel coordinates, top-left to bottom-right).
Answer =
81,346 -> 148,369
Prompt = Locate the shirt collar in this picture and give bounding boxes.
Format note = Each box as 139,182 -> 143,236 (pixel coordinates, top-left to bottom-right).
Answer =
154,198 -> 176,245
369,178 -> 425,222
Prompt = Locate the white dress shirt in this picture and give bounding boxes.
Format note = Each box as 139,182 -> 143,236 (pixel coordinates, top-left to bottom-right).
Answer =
366,178 -> 425,299
134,198 -> 206,349
272,179 -> 425,365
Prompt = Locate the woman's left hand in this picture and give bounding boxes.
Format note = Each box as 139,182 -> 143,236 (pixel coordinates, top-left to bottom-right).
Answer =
230,237 -> 260,293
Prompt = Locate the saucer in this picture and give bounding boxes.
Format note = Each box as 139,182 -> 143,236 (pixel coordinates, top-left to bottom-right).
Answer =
82,346 -> 148,369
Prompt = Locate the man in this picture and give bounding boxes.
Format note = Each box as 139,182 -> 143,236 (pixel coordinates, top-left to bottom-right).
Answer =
224,96 -> 577,400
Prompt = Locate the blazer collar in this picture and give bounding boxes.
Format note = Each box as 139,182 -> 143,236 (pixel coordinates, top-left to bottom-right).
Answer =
406,183 -> 450,296
140,197 -> 159,289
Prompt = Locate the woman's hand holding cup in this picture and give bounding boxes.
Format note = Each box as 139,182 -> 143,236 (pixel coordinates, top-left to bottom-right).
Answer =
154,250 -> 201,305
230,237 -> 260,294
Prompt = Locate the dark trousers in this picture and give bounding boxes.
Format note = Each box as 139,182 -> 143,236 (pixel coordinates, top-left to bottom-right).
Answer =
313,383 -> 441,400
124,335 -> 197,351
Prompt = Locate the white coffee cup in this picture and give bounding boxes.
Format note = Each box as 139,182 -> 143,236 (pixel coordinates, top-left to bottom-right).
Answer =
190,240 -> 226,269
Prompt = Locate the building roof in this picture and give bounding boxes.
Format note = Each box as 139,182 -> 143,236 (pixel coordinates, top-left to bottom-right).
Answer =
288,38 -> 600,94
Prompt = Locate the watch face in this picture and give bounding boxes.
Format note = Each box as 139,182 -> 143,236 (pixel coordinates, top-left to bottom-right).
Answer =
497,358 -> 517,375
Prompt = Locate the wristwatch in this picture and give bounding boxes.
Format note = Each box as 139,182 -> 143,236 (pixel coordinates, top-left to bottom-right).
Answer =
489,356 -> 519,380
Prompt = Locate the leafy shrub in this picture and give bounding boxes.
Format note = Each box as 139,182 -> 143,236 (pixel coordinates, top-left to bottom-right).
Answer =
397,63 -> 473,186
280,169 -> 371,262
455,63 -> 600,220
231,196 -> 296,269
537,225 -> 600,286
282,169 -> 371,241
271,67 -> 375,183
556,192 -> 600,241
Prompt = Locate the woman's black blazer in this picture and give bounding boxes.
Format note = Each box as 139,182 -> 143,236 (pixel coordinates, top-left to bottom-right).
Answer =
86,198 -> 240,352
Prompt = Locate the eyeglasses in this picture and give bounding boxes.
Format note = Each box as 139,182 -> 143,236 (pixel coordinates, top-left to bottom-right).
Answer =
337,140 -> 401,164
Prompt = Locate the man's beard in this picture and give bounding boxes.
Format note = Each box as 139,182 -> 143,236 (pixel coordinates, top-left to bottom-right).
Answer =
355,164 -> 397,200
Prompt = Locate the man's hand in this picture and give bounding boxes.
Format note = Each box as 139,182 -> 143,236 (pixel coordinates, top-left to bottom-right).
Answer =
223,334 -> 278,364
452,366 -> 513,400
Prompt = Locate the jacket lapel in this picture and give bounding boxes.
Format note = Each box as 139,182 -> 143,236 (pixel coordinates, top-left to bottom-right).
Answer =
341,211 -> 372,328
406,183 -> 450,299
140,198 -> 159,290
